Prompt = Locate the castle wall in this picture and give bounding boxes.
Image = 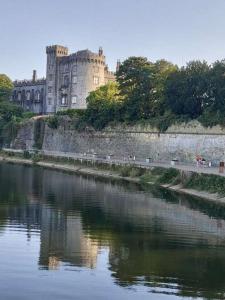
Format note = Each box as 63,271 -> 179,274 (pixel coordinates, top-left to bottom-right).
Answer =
12,79 -> 46,114
11,119 -> 225,164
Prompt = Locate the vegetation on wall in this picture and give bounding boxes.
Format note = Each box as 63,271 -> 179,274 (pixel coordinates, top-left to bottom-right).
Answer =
0,74 -> 34,146
75,57 -> 225,131
0,74 -> 13,102
33,118 -> 45,149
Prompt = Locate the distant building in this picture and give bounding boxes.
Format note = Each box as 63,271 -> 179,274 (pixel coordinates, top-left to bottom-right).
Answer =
12,45 -> 115,114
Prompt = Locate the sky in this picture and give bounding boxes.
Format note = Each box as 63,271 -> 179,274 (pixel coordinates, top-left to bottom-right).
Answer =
1,0 -> 225,80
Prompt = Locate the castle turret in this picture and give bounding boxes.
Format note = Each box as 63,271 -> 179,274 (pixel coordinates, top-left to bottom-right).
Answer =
45,45 -> 69,113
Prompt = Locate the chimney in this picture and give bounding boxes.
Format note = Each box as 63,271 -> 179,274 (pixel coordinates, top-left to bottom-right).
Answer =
116,60 -> 121,72
32,70 -> 37,82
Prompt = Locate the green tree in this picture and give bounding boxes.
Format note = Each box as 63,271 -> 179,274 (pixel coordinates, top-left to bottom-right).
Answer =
165,60 -> 210,118
84,82 -> 123,129
152,59 -> 178,115
0,74 -> 13,102
116,57 -> 155,120
116,57 -> 177,121
208,60 -> 225,112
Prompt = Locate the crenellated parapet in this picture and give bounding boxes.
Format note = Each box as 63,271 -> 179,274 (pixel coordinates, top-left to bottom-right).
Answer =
46,45 -> 68,56
14,78 -> 46,87
58,49 -> 106,65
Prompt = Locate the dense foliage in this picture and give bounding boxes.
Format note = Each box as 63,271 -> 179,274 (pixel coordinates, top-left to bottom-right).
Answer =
0,74 -> 34,145
81,57 -> 225,130
0,74 -> 14,102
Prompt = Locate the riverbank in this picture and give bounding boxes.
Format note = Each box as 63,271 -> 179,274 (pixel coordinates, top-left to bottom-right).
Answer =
1,152 -> 225,205
0,155 -> 140,183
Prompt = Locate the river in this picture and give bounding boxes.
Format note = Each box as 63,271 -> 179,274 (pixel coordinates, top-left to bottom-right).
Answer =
0,162 -> 225,300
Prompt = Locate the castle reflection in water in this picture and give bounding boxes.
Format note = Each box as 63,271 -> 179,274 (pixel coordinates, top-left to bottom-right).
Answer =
1,163 -> 225,299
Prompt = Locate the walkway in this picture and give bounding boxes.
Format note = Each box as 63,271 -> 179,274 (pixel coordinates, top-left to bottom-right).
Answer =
2,148 -> 225,177
40,150 -> 225,178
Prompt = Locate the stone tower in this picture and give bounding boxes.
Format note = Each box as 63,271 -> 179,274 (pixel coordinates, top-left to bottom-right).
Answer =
13,45 -> 115,114
46,45 -> 68,113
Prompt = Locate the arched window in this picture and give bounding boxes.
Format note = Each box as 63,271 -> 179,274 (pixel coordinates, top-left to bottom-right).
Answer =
61,94 -> 68,105
17,91 -> 22,101
71,95 -> 77,104
26,91 -> 31,101
35,90 -> 40,102
64,75 -> 69,86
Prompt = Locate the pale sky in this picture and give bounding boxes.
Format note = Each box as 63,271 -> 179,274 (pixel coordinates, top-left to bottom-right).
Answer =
1,0 -> 225,80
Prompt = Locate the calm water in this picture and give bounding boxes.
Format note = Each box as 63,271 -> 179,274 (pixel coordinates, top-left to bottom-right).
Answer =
1,163 -> 225,299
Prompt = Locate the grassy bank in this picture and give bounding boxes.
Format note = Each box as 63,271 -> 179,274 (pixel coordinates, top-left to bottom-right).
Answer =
1,150 -> 225,201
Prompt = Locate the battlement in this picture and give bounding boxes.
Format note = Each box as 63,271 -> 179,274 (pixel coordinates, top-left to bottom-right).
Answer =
46,45 -> 68,56
14,78 -> 46,87
62,49 -> 106,64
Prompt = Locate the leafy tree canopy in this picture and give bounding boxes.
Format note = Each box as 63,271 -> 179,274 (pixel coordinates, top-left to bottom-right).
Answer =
165,60 -> 210,118
84,82 -> 123,129
0,74 -> 14,102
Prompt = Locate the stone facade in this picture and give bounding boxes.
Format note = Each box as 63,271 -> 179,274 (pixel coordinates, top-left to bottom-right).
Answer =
12,45 -> 115,114
12,70 -> 46,114
11,119 -> 225,164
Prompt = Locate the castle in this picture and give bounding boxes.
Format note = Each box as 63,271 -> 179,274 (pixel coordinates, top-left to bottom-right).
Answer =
12,45 -> 115,114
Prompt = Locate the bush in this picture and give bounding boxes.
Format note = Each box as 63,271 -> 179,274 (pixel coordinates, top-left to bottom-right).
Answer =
119,166 -> 132,177
47,115 -> 59,129
23,150 -> 31,159
156,168 -> 180,184
32,153 -> 41,164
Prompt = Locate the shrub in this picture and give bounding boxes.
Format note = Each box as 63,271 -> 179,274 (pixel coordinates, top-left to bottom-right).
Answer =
156,168 -> 180,184
23,150 -> 31,159
47,115 -> 59,129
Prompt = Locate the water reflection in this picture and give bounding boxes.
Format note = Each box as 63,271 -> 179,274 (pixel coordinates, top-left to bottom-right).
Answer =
1,163 -> 225,299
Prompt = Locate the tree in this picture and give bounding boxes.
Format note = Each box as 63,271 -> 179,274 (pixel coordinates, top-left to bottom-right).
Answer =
116,57 -> 178,121
0,74 -> 13,102
116,57 -> 157,120
165,61 -> 210,118
207,60 -> 225,112
84,82 -> 123,129
152,60 -> 178,115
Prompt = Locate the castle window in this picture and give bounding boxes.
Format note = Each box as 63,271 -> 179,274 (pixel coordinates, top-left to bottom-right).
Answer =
49,74 -> 53,81
72,76 -> 77,84
48,86 -> 52,93
93,76 -> 99,85
64,75 -> 69,86
71,95 -> 77,104
48,98 -> 52,105
26,91 -> 31,101
17,92 -> 22,101
61,94 -> 68,105
35,90 -> 41,102
64,64 -> 69,72
72,65 -> 77,74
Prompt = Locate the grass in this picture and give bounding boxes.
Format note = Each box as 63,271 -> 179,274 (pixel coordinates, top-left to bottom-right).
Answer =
184,173 -> 225,195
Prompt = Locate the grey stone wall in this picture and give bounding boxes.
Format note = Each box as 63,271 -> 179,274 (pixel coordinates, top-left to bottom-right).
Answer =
11,119 -> 225,164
